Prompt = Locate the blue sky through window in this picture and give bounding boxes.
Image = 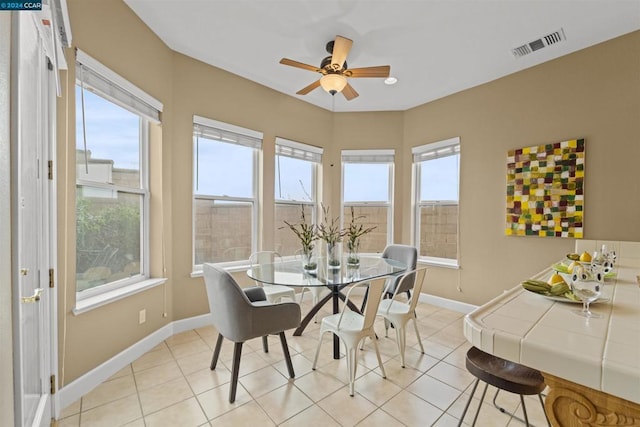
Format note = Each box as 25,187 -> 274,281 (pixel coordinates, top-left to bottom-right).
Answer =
344,163 -> 390,202
275,155 -> 313,201
420,154 -> 459,201
194,137 -> 254,197
75,86 -> 140,171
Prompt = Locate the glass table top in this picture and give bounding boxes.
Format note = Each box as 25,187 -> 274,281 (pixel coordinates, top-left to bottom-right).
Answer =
247,256 -> 407,287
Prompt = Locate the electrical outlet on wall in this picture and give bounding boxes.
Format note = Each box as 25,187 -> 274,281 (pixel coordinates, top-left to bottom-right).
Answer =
139,309 -> 146,324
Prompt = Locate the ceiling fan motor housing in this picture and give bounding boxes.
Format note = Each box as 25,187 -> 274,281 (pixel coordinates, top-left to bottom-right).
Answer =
321,55 -> 347,72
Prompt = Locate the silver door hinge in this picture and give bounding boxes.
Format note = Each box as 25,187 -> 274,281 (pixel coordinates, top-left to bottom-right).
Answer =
49,269 -> 54,288
48,160 -> 53,180
50,375 -> 56,395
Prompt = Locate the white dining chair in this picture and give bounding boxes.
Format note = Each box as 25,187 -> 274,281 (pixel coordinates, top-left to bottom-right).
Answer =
376,267 -> 427,367
312,277 -> 387,396
249,251 -> 297,304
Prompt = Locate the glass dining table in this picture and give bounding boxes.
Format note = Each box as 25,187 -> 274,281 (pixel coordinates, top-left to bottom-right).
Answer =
247,256 -> 407,359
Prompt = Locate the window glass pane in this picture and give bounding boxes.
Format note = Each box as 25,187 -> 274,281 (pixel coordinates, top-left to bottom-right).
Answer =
76,188 -> 142,292
194,137 -> 254,197
75,86 -> 140,186
342,206 -> 388,253
274,203 -> 315,256
418,204 -> 458,259
275,155 -> 313,201
420,154 -> 459,201
194,199 -> 253,263
343,163 -> 389,202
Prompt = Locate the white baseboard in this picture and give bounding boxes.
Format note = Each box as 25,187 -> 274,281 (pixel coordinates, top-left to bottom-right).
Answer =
418,293 -> 477,314
56,314 -> 212,415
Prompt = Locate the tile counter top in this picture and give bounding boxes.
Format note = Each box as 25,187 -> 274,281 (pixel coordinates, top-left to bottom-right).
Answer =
463,240 -> 640,406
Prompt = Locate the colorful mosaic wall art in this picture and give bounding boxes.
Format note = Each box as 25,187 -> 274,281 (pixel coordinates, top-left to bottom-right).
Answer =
505,139 -> 584,238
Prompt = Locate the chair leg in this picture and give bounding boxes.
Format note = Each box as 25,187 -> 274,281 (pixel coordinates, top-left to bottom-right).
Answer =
370,334 -> 386,379
229,342 -> 243,403
470,382 -> 489,426
539,393 -> 551,426
384,318 -> 390,337
491,389 -> 539,426
210,334 -> 224,370
457,378 -> 480,427
520,394 -> 531,426
279,332 -> 295,378
262,336 -> 269,353
395,324 -> 407,368
413,314 -> 425,354
312,330 -> 325,370
346,347 -> 357,396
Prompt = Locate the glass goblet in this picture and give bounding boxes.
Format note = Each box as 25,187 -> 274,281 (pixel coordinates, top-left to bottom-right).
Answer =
571,268 -> 604,318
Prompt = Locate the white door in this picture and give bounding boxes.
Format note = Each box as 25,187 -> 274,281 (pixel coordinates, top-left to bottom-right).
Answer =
13,12 -> 54,427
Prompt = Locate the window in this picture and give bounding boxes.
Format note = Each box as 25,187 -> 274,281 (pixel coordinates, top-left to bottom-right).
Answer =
413,137 -> 460,265
193,116 -> 262,267
274,138 -> 322,256
75,50 -> 162,299
342,150 -> 394,253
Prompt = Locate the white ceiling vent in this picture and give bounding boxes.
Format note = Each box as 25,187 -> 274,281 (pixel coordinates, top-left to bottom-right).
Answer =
511,28 -> 566,58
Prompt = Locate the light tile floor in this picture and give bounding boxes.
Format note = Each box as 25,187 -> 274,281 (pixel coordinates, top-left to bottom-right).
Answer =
55,297 -> 550,427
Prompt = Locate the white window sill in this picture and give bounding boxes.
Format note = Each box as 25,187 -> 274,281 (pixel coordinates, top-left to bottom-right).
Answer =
191,262 -> 250,278
418,257 -> 460,269
73,278 -> 167,315
191,256 -> 300,278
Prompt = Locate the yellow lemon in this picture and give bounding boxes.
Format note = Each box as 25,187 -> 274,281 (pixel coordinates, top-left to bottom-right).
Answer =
579,251 -> 592,262
548,273 -> 565,285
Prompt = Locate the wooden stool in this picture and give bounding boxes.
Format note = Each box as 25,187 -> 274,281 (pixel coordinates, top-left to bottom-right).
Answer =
457,347 -> 550,426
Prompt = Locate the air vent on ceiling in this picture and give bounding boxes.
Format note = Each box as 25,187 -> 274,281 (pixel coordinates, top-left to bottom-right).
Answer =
511,28 -> 566,58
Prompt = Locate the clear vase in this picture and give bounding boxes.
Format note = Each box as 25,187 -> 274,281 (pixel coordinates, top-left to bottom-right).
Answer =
300,246 -> 318,273
325,241 -> 342,270
346,240 -> 360,266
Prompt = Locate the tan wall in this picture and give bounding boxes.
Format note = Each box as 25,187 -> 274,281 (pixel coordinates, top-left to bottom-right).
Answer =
58,0 -> 640,383
57,0 -> 175,385
403,30 -> 640,305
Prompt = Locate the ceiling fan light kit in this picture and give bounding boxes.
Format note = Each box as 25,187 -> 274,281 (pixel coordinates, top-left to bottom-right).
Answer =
320,74 -> 347,94
280,35 -> 391,101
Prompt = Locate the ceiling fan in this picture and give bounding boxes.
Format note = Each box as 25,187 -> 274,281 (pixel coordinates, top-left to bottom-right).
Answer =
279,35 -> 391,101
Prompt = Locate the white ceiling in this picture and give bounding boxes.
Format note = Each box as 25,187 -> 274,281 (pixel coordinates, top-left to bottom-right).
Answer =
124,0 -> 640,112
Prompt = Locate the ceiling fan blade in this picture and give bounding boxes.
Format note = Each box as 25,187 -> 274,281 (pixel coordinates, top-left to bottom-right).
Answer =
331,35 -> 353,69
280,58 -> 322,73
341,83 -> 359,101
345,66 -> 391,78
296,80 -> 321,95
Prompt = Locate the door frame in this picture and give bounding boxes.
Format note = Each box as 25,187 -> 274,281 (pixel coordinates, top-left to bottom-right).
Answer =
0,12 -> 16,427
10,11 -> 59,426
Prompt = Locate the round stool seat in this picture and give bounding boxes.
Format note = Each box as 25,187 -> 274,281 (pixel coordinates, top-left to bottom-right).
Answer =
466,347 -> 545,396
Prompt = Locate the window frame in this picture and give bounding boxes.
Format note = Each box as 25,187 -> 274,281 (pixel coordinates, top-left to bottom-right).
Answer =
412,137 -> 461,268
274,137 -> 322,256
74,50 -> 161,301
192,115 -> 262,270
341,149 -> 395,252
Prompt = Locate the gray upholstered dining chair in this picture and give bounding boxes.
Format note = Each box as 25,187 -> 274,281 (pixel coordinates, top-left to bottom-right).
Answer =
381,244 -> 418,298
203,263 -> 301,403
360,244 -> 418,311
